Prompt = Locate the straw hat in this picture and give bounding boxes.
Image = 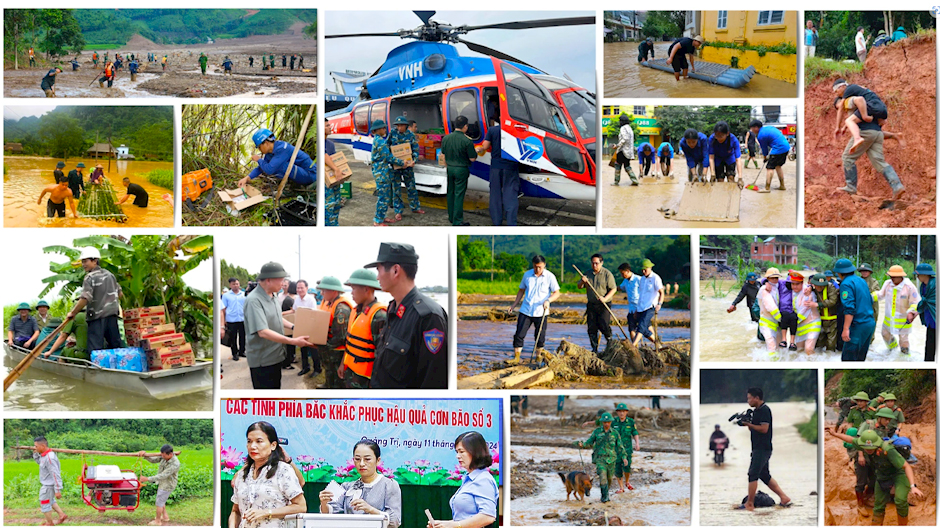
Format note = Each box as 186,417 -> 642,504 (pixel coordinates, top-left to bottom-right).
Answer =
763,267 -> 782,279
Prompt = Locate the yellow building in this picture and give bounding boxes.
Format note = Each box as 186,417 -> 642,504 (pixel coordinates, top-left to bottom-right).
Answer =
603,105 -> 662,148
698,11 -> 797,83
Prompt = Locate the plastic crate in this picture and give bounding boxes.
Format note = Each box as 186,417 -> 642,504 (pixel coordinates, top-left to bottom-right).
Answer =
267,198 -> 316,227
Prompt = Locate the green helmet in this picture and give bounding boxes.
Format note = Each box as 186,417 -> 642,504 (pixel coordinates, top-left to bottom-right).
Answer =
257,261 -> 288,281
882,393 -> 897,401
851,391 -> 870,401
45,317 -> 63,328
35,300 -> 50,308
875,407 -> 896,420
856,430 -> 883,450
16,302 -> 32,311
600,412 -> 614,422
615,403 -> 628,411
345,269 -> 381,289
317,276 -> 345,292
843,427 -> 859,448
641,259 -> 654,269
809,273 -> 828,286
857,263 -> 873,272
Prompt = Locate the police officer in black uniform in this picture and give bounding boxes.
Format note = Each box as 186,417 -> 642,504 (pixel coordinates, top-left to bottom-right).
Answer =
365,243 -> 448,389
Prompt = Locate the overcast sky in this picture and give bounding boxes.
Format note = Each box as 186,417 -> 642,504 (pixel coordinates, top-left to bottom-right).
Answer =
216,231 -> 449,290
325,10 -> 596,92
4,234 -> 212,305
4,105 -> 57,121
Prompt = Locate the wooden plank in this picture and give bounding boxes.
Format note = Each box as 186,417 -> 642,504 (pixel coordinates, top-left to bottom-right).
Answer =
457,366 -> 530,390
495,367 -> 554,389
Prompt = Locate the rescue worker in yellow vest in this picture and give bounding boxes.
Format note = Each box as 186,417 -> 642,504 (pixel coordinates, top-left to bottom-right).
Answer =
877,265 -> 921,355
792,271 -> 822,354
810,273 -> 840,352
340,269 -> 387,390
316,276 -> 353,389
757,268 -> 783,354
858,263 -> 880,343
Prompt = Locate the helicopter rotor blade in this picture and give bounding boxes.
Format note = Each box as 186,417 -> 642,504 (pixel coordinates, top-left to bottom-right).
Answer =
456,38 -> 537,70
325,31 -> 406,39
460,16 -> 595,32
414,11 -> 436,25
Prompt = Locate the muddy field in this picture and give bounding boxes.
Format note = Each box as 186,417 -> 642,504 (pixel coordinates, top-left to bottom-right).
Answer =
5,23 -> 316,98
824,391 -> 936,526
511,396 -> 691,526
804,33 -> 936,228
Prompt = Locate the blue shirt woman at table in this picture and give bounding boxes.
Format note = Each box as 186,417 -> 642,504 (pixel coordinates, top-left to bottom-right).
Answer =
319,440 -> 402,528
428,431 -> 498,528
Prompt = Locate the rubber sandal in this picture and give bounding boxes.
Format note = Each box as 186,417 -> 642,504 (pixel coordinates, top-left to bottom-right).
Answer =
412,209 -> 426,214
733,504 -> 748,510
779,501 -> 794,508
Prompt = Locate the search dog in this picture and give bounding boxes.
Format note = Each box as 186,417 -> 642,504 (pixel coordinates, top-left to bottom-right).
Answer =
558,471 -> 593,501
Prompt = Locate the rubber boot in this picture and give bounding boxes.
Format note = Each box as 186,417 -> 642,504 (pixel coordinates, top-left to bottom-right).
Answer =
856,491 -> 871,517
871,512 -> 885,525
898,516 -> 908,526
613,168 -> 621,185
507,348 -> 523,365
840,165 -> 859,194
626,166 -> 639,186
600,485 -> 610,503
882,166 -> 905,199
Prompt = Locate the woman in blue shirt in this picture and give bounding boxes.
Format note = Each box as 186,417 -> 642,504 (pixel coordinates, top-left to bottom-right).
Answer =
428,431 -> 498,528
637,142 -> 656,177
657,142 -> 674,178
679,129 -> 709,182
707,121 -> 742,182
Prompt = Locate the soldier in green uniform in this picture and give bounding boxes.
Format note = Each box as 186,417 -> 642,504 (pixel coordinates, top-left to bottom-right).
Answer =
860,407 -> 900,438
859,263 -> 880,343
877,394 -> 905,435
810,273 -> 840,352
366,243 -> 448,389
832,397 -> 855,429
845,391 -> 876,430
576,412 -> 627,504
856,430 -> 923,526
828,426 -> 875,517
440,115 -> 478,226
868,392 -> 887,413
369,120 -> 412,226
315,276 -> 353,390
611,403 -> 639,493
198,52 -> 208,75
387,116 -> 425,219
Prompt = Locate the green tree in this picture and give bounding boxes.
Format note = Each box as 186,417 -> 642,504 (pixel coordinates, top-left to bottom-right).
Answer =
4,10 -> 37,70
463,240 -> 492,271
36,9 -> 85,57
495,252 -> 529,280
38,112 -> 85,160
220,259 -> 253,291
642,11 -> 686,40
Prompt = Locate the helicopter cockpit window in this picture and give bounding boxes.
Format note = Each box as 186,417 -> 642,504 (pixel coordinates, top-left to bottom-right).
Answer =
500,63 -> 574,140
354,105 -> 370,135
560,91 -> 596,140
448,90 -> 481,141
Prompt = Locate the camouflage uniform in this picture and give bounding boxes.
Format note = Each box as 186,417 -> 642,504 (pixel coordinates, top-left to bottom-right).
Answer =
324,138 -> 342,226
846,406 -> 875,429
81,265 -> 124,351
835,397 -> 854,427
612,415 -> 638,478
578,423 -> 625,502
318,301 -> 352,389
371,136 -> 407,225
388,128 -> 421,213
816,283 -> 840,351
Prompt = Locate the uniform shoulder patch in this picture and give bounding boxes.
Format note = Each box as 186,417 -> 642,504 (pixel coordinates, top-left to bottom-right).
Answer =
842,291 -> 848,299
423,328 -> 444,354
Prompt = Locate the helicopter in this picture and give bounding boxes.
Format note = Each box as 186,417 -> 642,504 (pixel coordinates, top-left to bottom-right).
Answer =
325,11 -> 597,201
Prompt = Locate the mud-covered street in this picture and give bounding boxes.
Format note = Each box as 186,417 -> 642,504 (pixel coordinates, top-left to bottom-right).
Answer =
510,396 -> 691,526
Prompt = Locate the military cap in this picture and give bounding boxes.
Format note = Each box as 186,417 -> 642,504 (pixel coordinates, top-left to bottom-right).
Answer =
364,242 -> 419,268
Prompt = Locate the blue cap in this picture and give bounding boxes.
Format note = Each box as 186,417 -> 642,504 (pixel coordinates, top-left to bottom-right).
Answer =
834,258 -> 856,274
76,162 -> 86,168
825,270 -> 834,277
746,272 -> 758,281
371,119 -> 387,132
56,161 -> 65,168
252,128 -> 275,147
915,263 -> 936,276
393,116 -> 409,126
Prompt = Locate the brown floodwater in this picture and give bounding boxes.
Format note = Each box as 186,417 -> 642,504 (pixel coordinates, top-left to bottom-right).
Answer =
601,161 -> 797,228
4,156 -> 174,228
603,42 -> 797,98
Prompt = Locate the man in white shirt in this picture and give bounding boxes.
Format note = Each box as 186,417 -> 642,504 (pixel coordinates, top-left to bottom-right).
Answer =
855,27 -> 868,63
611,113 -> 638,186
633,259 -> 665,347
291,279 -> 321,376
508,255 -> 562,364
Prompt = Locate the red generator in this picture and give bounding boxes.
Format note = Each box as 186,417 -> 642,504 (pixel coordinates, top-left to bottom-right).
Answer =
81,464 -> 141,511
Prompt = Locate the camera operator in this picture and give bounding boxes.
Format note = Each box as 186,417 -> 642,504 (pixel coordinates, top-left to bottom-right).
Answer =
738,387 -> 793,511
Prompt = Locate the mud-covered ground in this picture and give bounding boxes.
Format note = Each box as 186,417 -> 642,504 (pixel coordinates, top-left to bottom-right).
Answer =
824,386 -> 936,525
5,23 -> 316,98
511,396 -> 691,526
804,33 -> 936,228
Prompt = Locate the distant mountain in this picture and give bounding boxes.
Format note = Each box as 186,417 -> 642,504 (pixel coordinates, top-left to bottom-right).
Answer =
73,9 -> 317,47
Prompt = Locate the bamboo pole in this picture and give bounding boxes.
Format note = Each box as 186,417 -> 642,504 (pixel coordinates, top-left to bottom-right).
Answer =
572,264 -> 629,341
274,104 -> 314,204
14,447 -> 181,457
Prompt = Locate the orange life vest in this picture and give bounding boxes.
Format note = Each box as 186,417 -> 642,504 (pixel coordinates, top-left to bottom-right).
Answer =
104,63 -> 114,77
343,300 -> 387,378
320,297 -> 352,350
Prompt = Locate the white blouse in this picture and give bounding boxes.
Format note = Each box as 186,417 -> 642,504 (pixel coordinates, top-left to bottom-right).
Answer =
231,461 -> 304,528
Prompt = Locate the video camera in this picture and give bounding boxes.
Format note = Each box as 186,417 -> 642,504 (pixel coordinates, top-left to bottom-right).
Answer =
728,408 -> 754,426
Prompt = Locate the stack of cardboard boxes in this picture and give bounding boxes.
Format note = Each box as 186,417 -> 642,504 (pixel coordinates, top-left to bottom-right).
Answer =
416,133 -> 444,165
124,306 -> 196,371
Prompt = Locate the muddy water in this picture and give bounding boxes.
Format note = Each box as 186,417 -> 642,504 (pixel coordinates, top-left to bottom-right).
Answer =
602,162 -> 797,228
2,354 -> 211,412
511,445 -> 691,526
699,402 -> 818,526
603,42 -> 796,98
4,156 -> 174,228
699,289 -> 928,362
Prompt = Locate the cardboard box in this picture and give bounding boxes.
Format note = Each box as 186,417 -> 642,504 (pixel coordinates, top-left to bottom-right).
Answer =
148,343 -> 195,370
292,307 -> 330,346
326,152 -> 353,186
438,150 -> 446,167
283,313 -> 295,337
125,314 -> 167,327
126,323 -> 176,346
139,332 -> 187,351
390,143 -> 412,169
218,185 -> 268,216
125,306 -> 166,319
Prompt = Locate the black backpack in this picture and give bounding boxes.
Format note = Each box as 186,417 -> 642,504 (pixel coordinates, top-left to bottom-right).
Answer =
741,490 -> 776,508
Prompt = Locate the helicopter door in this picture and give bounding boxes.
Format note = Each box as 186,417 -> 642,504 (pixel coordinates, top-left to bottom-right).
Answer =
491,58 -> 588,181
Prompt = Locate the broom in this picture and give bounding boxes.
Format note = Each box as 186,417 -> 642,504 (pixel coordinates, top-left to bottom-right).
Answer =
744,159 -> 769,191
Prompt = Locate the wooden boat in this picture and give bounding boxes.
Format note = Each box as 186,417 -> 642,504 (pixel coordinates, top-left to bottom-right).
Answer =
4,343 -> 212,399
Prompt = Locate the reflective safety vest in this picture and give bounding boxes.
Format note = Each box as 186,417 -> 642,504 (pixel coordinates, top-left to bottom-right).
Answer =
343,300 -> 387,378
886,288 -> 913,331
758,288 -> 781,331
320,297 -> 353,350
820,286 -> 837,321
795,291 -> 821,336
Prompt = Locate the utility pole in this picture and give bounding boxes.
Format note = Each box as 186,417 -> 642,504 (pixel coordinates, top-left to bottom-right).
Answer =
298,235 -> 302,280
491,236 -> 495,282
856,235 -> 859,263
917,234 -> 921,264
561,235 -> 565,282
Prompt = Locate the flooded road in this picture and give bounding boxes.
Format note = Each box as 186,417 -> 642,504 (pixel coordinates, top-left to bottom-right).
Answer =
602,162 -> 797,228
2,354 -> 212,412
699,402 -> 817,526
603,42 -> 797,98
4,156 -> 174,228
699,286 -> 928,362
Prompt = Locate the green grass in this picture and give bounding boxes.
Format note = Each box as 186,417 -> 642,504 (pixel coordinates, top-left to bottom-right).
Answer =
83,43 -> 128,51
457,279 -> 580,295
796,410 -> 818,444
804,56 -> 864,84
3,496 -> 213,526
146,169 -> 174,190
